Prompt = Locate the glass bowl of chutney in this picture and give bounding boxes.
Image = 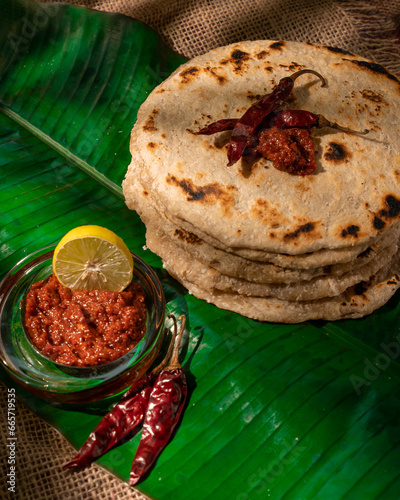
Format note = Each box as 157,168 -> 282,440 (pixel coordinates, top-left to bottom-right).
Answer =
0,246 -> 166,404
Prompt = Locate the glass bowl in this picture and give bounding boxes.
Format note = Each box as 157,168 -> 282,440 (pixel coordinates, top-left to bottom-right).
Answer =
0,246 -> 166,404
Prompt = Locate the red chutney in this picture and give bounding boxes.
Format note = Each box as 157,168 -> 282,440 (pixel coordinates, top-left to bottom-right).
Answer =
24,274 -> 147,367
257,125 -> 317,175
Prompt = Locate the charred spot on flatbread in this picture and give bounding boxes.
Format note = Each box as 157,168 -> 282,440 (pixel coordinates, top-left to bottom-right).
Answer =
344,59 -> 400,83
324,46 -> 354,56
354,280 -> 369,296
174,228 -> 202,245
284,222 -> 318,242
179,66 -> 200,84
324,142 -> 351,162
204,66 -> 227,85
371,195 -> 400,232
378,195 -> 400,220
220,49 -> 251,74
247,92 -> 263,101
387,274 -> 400,285
358,247 -> 373,258
250,198 -> 287,227
279,62 -> 304,72
255,50 -> 268,60
373,216 -> 386,230
369,196 -> 400,232
166,174 -> 236,211
360,90 -> 388,105
231,49 -> 250,61
269,41 -> 285,51
341,225 -> 360,238
142,109 -> 159,132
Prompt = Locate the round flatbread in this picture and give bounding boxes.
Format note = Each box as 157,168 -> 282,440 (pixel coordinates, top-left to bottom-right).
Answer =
145,221 -> 399,300
123,39 -> 400,323
175,254 -> 400,323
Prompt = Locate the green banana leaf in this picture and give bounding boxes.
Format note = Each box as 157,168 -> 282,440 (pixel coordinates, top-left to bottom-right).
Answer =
2,1 -> 400,498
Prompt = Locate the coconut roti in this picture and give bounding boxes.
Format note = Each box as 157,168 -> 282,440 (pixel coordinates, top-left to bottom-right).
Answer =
123,40 -> 400,322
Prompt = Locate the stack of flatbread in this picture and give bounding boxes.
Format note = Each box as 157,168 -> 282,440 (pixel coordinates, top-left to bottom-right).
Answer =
123,40 -> 400,323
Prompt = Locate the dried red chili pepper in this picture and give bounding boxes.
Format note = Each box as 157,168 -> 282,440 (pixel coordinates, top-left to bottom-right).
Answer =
274,109 -> 369,134
197,114 -> 276,136
129,315 -> 187,486
63,321 -> 177,470
226,69 -> 325,166
64,380 -> 153,470
197,110 -> 369,137
196,118 -> 239,135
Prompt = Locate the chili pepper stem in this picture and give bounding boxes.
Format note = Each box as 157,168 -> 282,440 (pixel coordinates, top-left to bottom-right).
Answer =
151,316 -> 178,375
289,69 -> 326,87
318,115 -> 369,135
119,317 -> 177,400
167,314 -> 186,369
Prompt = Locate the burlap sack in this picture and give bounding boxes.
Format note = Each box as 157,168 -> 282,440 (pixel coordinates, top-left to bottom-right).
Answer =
0,384 -> 149,499
39,0 -> 400,76
2,1 -> 400,499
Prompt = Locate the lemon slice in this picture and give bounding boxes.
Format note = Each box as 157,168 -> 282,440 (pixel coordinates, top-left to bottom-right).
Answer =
53,225 -> 134,291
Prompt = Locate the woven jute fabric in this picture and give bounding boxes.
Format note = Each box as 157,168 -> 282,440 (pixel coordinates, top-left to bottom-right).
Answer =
0,383 -> 149,500
39,0 -> 400,76
3,1 -> 400,499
